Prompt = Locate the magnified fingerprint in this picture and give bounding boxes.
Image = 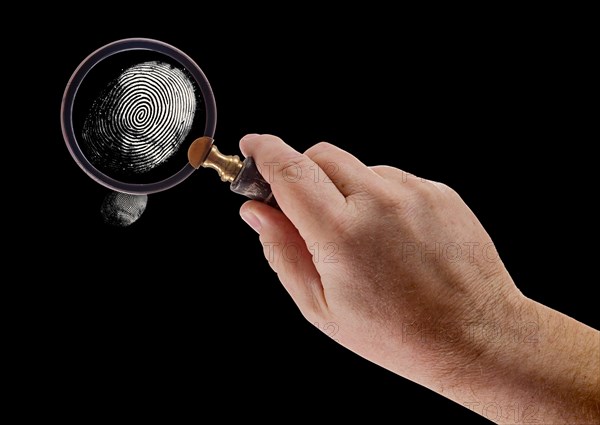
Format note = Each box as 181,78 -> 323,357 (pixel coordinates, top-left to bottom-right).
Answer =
82,61 -> 196,174
101,192 -> 148,227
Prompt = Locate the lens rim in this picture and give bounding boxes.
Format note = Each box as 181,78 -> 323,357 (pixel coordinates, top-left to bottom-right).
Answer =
61,38 -> 217,194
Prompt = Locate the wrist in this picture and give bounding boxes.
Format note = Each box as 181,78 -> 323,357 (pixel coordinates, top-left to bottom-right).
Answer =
425,293 -> 599,424
392,280 -> 531,392
418,281 -> 532,383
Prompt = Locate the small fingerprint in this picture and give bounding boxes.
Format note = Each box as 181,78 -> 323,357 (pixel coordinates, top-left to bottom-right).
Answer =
82,61 -> 196,174
101,192 -> 148,227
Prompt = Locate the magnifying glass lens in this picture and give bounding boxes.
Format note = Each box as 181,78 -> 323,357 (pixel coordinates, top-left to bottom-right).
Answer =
72,50 -> 207,185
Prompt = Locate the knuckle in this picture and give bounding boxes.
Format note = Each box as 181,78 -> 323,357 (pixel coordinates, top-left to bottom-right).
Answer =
411,180 -> 456,204
432,181 -> 456,195
373,179 -> 442,213
279,154 -> 309,170
305,141 -> 334,155
304,141 -> 336,163
412,186 -> 443,209
278,155 -> 315,182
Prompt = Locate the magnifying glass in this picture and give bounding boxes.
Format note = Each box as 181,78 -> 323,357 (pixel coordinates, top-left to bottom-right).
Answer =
61,38 -> 275,207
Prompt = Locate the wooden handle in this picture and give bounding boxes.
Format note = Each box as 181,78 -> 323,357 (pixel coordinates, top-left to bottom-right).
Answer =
230,157 -> 278,208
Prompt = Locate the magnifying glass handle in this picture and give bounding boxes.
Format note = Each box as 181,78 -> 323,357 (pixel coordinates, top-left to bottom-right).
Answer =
230,157 -> 278,208
188,137 -> 278,208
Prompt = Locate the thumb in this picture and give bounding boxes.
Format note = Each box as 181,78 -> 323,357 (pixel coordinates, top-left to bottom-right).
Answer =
239,200 -> 327,319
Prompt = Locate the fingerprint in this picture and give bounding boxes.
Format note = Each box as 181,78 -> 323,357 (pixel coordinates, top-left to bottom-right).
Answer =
82,61 -> 196,174
101,192 -> 148,227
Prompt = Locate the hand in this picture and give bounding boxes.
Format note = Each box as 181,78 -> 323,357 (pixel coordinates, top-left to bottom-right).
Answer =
239,133 -> 521,377
239,134 -> 599,424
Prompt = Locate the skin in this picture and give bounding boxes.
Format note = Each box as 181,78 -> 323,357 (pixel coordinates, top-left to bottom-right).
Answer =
238,134 -> 599,424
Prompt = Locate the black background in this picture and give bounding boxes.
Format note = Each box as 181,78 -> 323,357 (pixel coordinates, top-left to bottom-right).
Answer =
28,9 -> 594,423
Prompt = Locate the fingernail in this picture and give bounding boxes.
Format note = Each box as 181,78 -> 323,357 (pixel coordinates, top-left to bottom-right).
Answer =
241,133 -> 261,142
241,210 -> 262,234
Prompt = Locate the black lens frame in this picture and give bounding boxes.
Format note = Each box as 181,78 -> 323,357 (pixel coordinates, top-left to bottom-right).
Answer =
61,38 -> 217,194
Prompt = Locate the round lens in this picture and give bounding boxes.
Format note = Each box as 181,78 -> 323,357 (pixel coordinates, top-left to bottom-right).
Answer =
62,39 -> 217,194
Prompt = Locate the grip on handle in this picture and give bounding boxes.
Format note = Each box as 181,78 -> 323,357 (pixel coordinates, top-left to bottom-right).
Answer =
187,137 -> 278,208
230,157 -> 278,208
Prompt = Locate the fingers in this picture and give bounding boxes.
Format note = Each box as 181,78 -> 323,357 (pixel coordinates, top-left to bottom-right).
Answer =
370,165 -> 405,180
240,200 -> 328,319
240,134 -> 347,241
303,142 -> 380,198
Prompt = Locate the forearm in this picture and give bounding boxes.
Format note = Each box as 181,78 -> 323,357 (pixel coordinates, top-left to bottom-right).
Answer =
428,296 -> 599,424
